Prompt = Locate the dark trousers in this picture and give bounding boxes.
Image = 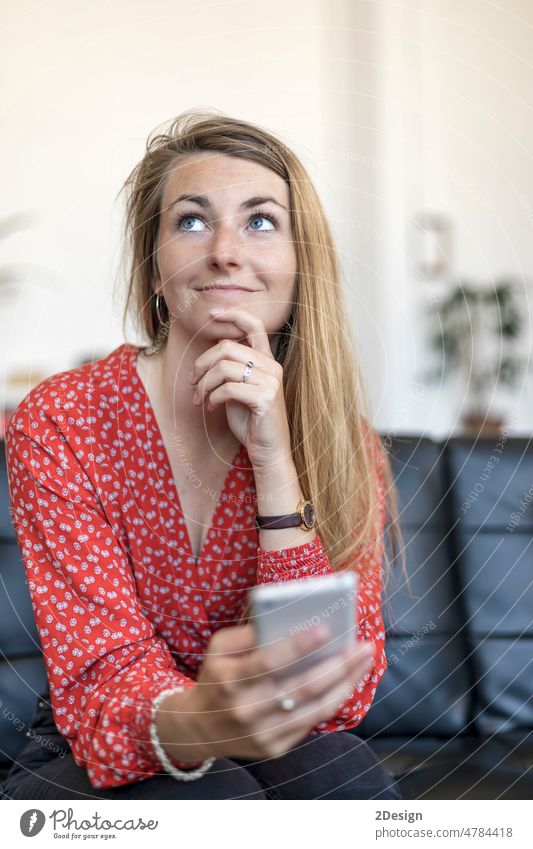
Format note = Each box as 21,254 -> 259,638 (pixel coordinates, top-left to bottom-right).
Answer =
0,696 -> 402,801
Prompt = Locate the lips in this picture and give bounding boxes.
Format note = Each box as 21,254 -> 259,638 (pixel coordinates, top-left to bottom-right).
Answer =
198,284 -> 253,292
197,277 -> 257,292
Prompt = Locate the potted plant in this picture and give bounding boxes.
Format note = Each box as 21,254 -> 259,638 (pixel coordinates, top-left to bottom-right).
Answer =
421,278 -> 530,435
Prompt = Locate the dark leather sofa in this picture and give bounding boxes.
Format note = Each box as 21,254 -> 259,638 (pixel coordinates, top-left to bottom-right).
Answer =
1,434 -> 532,799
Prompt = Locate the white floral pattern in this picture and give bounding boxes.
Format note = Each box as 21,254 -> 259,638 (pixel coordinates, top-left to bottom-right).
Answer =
5,343 -> 388,789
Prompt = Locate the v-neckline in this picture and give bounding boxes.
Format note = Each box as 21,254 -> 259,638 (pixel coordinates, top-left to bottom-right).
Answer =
127,343 -> 247,566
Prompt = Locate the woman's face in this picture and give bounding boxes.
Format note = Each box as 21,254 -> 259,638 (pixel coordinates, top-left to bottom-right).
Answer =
155,152 -> 297,347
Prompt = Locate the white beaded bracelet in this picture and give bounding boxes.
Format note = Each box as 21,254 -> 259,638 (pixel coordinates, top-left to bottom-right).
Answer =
149,686 -> 216,782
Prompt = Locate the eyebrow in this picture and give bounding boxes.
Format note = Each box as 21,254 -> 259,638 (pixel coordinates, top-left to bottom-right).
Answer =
167,194 -> 288,212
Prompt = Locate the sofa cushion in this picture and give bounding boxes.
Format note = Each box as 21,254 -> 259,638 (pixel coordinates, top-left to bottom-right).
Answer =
446,437 -> 533,735
370,733 -> 533,799
358,436 -> 472,738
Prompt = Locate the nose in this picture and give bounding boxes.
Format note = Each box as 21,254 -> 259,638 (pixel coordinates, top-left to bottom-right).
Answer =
207,220 -> 244,273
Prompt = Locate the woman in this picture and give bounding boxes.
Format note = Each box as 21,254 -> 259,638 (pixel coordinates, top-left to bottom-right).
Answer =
1,109 -> 403,800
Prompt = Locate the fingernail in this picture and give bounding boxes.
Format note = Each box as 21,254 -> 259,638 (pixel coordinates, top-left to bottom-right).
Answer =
209,307 -> 225,315
312,624 -> 329,642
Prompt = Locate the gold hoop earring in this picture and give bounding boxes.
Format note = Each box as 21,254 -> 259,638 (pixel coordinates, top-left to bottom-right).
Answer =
154,292 -> 166,326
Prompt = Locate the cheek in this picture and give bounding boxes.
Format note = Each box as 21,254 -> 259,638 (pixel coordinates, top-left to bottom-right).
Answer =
255,301 -> 294,336
157,251 -> 202,291
266,241 -> 297,272
257,249 -> 297,291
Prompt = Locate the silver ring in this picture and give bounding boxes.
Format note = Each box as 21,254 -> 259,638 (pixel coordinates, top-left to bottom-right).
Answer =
241,360 -> 254,383
277,695 -> 296,712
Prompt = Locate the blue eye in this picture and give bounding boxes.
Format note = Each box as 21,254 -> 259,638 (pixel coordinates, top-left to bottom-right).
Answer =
179,215 -> 203,232
174,209 -> 280,232
249,214 -> 277,231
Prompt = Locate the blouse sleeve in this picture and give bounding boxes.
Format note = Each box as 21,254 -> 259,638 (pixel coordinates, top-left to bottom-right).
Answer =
254,431 -> 388,733
5,402 -> 200,790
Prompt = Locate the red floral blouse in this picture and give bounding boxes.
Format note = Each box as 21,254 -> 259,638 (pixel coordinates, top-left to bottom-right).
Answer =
5,343 -> 388,789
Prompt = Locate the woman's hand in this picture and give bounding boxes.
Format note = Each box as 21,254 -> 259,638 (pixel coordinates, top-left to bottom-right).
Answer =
190,306 -> 291,471
185,622 -> 376,761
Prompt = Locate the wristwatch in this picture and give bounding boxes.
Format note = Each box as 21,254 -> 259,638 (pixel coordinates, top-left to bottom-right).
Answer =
255,499 -> 316,531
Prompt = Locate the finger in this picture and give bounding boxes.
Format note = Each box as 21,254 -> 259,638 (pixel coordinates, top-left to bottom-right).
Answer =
217,644 -> 373,742
206,377 -> 278,412
208,623 -> 257,657
231,644 -> 369,726
265,652 -> 376,733
323,657 -> 376,717
191,338 -> 276,388
193,359 -> 264,406
344,639 -> 377,665
225,647 -> 375,745
249,640 -> 375,718
277,643 -> 375,705
208,307 -> 273,357
236,625 -> 330,687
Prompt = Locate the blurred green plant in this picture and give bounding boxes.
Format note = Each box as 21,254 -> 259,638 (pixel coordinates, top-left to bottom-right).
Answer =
422,278 -> 531,418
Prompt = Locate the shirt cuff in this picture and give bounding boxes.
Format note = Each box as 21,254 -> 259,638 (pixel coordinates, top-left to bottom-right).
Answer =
256,535 -> 334,584
87,674 -> 199,787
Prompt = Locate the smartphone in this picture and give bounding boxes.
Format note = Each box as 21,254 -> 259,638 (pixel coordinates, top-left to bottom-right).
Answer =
248,571 -> 358,682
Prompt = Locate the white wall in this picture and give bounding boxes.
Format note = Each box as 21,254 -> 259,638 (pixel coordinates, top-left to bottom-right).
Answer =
321,0 -> 533,435
2,0 -> 532,434
0,0 -> 326,390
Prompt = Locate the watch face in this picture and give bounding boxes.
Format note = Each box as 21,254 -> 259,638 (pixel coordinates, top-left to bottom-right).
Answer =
303,501 -> 315,529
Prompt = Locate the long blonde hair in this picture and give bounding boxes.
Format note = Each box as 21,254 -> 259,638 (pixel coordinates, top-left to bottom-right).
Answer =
116,108 -> 405,621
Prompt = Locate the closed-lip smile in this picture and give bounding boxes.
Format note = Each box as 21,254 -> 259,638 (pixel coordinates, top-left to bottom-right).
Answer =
197,285 -> 254,292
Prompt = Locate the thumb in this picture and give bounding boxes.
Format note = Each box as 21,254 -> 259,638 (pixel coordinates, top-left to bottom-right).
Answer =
208,623 -> 257,657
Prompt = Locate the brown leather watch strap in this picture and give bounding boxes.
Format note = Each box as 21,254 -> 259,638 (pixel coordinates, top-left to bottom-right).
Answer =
254,512 -> 302,530
255,499 -> 315,531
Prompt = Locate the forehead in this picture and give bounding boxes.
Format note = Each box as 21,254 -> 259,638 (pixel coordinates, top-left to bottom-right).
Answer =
161,152 -> 289,206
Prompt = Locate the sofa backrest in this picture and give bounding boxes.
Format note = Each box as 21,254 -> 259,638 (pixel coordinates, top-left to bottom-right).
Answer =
446,437 -> 533,736
358,433 -> 533,740
358,436 -> 473,738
